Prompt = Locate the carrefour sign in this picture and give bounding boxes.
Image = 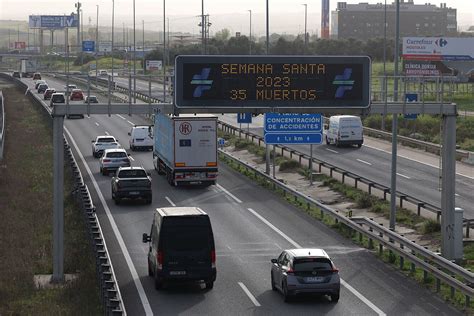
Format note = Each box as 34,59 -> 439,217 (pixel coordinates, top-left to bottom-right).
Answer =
402,37 -> 474,61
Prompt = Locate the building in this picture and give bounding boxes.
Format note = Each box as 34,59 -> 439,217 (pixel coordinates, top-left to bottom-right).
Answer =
331,1 -> 457,41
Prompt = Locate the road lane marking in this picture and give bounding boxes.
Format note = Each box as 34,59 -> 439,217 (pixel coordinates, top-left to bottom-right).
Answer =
246,207 -> 386,316
129,156 -> 135,161
95,122 -> 99,126
65,128 -> 153,316
127,120 -> 134,126
363,144 -> 474,180
396,173 -> 411,179
357,159 -> 372,166
340,279 -> 386,316
238,282 -> 261,307
455,193 -> 460,197
104,131 -> 110,135
165,196 -> 176,206
216,184 -> 242,203
326,148 -> 339,154
117,114 -> 126,120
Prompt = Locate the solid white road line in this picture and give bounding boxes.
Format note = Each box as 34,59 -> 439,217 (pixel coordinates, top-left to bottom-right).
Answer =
396,173 -> 411,179
65,128 -> 153,316
246,207 -> 386,316
216,184 -> 242,203
95,122 -> 99,126
363,144 -> 474,180
238,282 -> 261,307
326,148 -> 339,154
165,196 -> 176,206
357,159 -> 372,166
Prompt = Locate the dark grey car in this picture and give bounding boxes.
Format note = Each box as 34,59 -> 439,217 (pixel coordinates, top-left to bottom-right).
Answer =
270,248 -> 340,302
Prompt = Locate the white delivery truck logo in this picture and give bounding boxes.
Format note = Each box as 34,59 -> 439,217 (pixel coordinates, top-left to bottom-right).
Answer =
179,122 -> 192,135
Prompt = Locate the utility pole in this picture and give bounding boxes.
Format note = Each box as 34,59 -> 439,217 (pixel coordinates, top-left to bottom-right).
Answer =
163,0 -> 167,102
111,0 -> 115,84
248,10 -> 252,54
96,5 -> 99,83
382,0 -> 387,131
201,0 -> 205,54
302,4 -> 307,54
75,2 -> 81,52
133,0 -> 137,103
142,20 -> 145,74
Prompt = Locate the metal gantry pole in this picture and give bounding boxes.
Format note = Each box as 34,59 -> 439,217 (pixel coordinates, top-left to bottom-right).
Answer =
389,0 -> 400,231
111,0 -> 115,85
310,144 -> 313,185
265,0 -> 270,175
96,5 -> 99,86
382,0 -> 387,130
51,115 -> 65,283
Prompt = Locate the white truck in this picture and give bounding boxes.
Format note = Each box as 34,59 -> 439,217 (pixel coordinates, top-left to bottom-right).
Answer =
20,59 -> 37,78
91,135 -> 121,158
153,113 -> 218,186
325,115 -> 364,148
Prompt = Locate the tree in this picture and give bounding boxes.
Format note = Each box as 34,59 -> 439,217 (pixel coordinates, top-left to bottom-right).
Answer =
215,28 -> 230,42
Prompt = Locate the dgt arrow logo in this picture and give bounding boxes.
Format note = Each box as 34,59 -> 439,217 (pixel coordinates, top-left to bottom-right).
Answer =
190,68 -> 213,97
332,68 -> 355,98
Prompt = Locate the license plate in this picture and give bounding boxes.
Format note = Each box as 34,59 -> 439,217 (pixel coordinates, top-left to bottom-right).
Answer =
129,191 -> 140,195
169,271 -> 186,276
305,276 -> 324,283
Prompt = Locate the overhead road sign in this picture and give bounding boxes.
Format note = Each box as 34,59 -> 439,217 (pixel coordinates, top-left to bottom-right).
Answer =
82,41 -> 95,52
29,14 -> 78,29
264,133 -> 323,145
237,113 -> 252,124
174,55 -> 371,110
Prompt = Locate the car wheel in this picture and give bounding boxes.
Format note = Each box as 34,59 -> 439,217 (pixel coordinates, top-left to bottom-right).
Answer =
146,198 -> 152,205
335,139 -> 340,147
102,168 -> 107,176
283,281 -> 291,302
271,272 -> 277,291
205,280 -> 214,290
148,260 -> 153,276
154,272 -> 163,290
330,293 -> 340,303
114,197 -> 120,205
130,145 -> 135,151
357,143 -> 362,148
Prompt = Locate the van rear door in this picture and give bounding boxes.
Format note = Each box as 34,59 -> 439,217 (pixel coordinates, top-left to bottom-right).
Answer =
161,216 -> 214,279
339,117 -> 363,141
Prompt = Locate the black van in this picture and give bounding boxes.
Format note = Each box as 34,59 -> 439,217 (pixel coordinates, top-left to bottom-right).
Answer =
142,207 -> 216,290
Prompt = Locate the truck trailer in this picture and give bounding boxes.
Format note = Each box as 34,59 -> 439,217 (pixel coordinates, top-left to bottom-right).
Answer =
153,113 -> 218,186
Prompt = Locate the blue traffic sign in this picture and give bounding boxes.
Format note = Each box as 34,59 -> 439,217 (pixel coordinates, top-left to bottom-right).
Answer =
264,113 -> 322,133
82,41 -> 95,52
264,133 -> 323,145
237,113 -> 252,124
404,93 -> 418,120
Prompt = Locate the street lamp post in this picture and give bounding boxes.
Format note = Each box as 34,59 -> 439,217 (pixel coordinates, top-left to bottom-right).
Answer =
248,10 -> 252,55
382,0 -> 387,130
163,0 -> 167,102
302,4 -> 307,54
201,0 -> 205,54
133,0 -> 137,103
111,0 -> 115,85
142,20 -> 145,75
96,5 -> 99,85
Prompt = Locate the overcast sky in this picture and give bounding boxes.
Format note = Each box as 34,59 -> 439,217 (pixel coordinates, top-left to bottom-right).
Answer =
0,0 -> 472,35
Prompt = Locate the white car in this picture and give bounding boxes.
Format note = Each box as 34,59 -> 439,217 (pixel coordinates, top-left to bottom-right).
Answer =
128,125 -> 153,151
99,148 -> 131,176
91,135 -> 121,158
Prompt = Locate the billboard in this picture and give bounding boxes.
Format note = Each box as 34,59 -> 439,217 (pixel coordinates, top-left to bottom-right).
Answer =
146,60 -> 163,71
29,14 -> 78,29
402,37 -> 474,61
14,42 -> 26,49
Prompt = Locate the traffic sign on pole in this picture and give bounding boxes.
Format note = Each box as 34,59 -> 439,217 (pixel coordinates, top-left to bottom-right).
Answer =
264,113 -> 323,145
82,40 -> 95,52
237,113 -> 252,124
404,93 -> 418,120
264,133 -> 322,144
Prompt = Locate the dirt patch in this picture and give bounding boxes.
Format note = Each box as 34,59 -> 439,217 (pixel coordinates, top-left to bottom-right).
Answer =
0,81 -> 101,314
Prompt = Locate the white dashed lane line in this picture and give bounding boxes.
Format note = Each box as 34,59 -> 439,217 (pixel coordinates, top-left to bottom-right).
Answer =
238,282 -> 261,307
396,173 -> 411,179
95,122 -> 99,126
129,156 -> 135,161
357,159 -> 372,166
117,114 -> 126,120
127,120 -> 134,126
326,148 -> 339,154
165,196 -> 176,206
104,131 -> 110,135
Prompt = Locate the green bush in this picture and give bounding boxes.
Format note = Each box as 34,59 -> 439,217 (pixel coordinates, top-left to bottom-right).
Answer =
234,139 -> 249,150
356,193 -> 374,208
279,160 -> 301,172
421,219 -> 441,234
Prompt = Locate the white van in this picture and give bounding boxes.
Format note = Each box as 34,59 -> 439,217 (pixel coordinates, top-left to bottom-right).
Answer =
325,115 -> 363,148
128,125 -> 153,151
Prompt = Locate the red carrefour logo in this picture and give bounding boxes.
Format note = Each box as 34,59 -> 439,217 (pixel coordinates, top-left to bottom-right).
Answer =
179,122 -> 192,135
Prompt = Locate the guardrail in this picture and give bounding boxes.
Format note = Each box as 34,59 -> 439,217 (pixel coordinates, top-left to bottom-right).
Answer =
218,121 -> 474,236
0,73 -> 126,315
0,90 -> 4,160
218,149 -> 474,307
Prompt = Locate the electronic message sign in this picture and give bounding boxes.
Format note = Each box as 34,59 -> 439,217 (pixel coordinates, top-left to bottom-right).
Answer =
175,55 -> 371,109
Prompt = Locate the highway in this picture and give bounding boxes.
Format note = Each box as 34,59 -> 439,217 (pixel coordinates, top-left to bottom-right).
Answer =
218,115 -> 474,219
20,75 -> 463,315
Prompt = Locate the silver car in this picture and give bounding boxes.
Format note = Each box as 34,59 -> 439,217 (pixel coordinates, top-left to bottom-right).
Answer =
270,248 -> 340,302
99,148 -> 131,175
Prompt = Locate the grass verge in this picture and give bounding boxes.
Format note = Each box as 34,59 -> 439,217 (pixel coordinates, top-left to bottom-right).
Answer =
0,84 -> 102,315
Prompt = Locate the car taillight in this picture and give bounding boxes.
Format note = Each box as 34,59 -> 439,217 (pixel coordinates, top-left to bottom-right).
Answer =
332,264 -> 339,273
157,250 -> 163,269
103,159 -> 111,162
286,267 -> 294,275
175,173 -> 184,179
207,172 -> 217,179
211,250 -> 216,268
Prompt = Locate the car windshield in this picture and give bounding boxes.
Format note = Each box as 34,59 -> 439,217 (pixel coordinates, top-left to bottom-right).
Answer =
293,258 -> 333,272
118,169 -> 147,178
106,152 -> 127,158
